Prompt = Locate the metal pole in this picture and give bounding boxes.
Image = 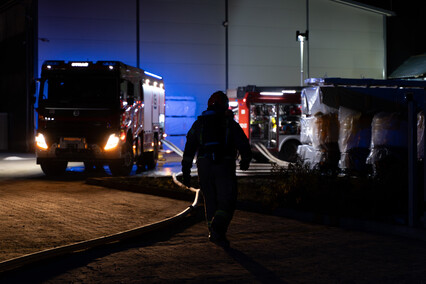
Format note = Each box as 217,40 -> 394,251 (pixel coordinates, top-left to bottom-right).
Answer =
300,38 -> 304,86
136,0 -> 140,68
382,15 -> 387,79
306,0 -> 309,79
33,0 -> 39,138
297,30 -> 308,86
224,0 -> 229,90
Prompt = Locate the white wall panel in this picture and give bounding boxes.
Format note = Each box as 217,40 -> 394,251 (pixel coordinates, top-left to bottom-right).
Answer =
309,0 -> 385,79
37,0 -> 386,145
228,0 -> 386,87
228,0 -> 306,88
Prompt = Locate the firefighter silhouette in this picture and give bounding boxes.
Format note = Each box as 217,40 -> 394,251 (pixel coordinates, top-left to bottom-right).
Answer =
182,91 -> 252,247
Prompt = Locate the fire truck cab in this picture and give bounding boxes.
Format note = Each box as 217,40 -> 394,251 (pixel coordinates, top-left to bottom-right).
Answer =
233,86 -> 302,162
35,60 -> 165,176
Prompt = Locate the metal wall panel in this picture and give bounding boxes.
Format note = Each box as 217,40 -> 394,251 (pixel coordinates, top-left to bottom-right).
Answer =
228,0 -> 385,87
309,0 -> 385,79
228,0 -> 305,87
37,0 -> 386,143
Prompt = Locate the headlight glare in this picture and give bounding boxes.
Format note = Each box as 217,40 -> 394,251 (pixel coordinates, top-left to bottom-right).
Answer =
35,133 -> 48,150
104,134 -> 120,151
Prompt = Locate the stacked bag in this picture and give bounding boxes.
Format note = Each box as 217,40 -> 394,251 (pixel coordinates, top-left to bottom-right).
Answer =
297,86 -> 423,176
365,112 -> 408,178
297,87 -> 340,172
338,107 -> 372,175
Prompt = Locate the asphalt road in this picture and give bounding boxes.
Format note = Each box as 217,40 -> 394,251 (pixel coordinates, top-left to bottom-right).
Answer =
0,151 -> 183,180
0,151 -> 274,181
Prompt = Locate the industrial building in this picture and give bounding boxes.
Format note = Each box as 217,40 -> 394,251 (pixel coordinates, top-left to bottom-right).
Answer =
0,0 -> 420,151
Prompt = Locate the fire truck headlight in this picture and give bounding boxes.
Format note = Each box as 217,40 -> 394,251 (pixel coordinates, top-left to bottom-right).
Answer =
104,134 -> 120,151
35,133 -> 48,150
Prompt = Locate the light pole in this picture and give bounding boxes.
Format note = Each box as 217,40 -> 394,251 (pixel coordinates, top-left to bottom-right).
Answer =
224,0 -> 229,91
296,30 -> 308,86
136,0 -> 140,68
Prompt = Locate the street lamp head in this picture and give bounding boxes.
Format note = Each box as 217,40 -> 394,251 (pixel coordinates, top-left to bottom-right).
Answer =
296,30 -> 309,42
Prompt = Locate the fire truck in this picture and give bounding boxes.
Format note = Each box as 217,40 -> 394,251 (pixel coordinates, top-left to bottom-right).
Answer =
233,86 -> 302,162
34,60 -> 165,176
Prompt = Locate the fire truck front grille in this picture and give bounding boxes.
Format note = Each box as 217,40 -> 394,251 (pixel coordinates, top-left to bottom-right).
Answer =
41,121 -> 112,146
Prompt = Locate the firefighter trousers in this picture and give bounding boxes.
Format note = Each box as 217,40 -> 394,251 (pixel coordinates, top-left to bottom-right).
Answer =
197,157 -> 238,235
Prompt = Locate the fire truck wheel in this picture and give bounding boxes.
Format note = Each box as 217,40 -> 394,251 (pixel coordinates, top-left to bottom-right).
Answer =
135,135 -> 144,168
279,140 -> 301,162
146,138 -> 159,170
40,161 -> 68,176
135,135 -> 143,157
109,142 -> 134,176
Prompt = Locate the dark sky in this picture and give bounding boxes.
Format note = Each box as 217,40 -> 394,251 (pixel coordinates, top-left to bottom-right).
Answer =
356,0 -> 425,75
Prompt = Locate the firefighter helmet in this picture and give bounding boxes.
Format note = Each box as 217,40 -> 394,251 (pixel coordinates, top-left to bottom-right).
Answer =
208,91 -> 229,111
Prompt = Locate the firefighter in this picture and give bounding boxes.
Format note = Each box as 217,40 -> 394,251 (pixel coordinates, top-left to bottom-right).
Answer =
181,91 -> 252,248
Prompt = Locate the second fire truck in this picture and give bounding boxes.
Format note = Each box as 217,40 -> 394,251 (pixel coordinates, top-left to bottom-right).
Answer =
231,86 -> 302,162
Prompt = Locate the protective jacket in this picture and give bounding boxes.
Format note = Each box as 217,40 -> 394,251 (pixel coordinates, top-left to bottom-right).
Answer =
182,109 -> 252,167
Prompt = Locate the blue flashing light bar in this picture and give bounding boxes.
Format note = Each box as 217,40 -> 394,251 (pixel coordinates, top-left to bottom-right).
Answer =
101,61 -> 118,66
144,71 -> 163,80
71,62 -> 89,67
43,60 -> 64,66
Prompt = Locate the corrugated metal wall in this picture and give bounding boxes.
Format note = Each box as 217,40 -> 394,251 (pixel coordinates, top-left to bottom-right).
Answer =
37,0 -> 385,141
228,0 -> 305,87
309,0 -> 385,79
228,0 -> 385,87
138,0 -> 225,120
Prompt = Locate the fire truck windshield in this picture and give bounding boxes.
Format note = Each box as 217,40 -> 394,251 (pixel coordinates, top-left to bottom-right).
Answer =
39,74 -> 118,107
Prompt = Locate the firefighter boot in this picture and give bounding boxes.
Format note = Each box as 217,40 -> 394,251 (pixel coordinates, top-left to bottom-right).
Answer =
209,214 -> 230,248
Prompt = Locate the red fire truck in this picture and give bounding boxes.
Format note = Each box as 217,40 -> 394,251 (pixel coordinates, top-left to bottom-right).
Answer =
35,61 -> 165,176
232,86 -> 302,162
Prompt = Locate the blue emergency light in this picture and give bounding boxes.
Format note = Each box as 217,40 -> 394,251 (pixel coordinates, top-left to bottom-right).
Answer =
144,71 -> 162,80
71,62 -> 89,67
43,60 -> 64,66
101,61 -> 118,66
